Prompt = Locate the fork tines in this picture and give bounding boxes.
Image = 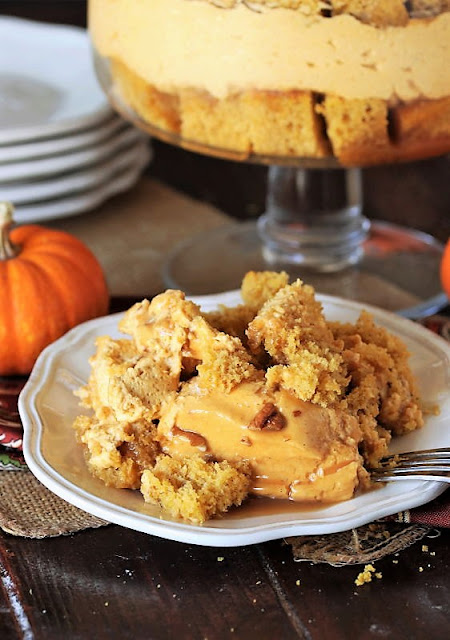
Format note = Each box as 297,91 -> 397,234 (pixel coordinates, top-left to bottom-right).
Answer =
370,447 -> 450,484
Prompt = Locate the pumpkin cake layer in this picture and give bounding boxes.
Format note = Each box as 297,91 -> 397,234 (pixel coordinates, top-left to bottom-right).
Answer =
73,271 -> 423,524
89,0 -> 450,165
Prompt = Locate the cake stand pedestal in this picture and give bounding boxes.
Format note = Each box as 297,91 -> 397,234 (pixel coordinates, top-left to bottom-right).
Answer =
162,164 -> 446,318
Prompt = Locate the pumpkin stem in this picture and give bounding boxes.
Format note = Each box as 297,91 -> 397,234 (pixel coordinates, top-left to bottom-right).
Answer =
0,202 -> 19,260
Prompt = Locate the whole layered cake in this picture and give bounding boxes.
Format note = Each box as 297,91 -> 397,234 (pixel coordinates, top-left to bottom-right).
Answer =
90,0 -> 450,165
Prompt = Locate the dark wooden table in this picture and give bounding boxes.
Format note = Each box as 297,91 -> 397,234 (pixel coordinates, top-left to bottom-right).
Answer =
1,3 -> 449,638
1,525 -> 449,640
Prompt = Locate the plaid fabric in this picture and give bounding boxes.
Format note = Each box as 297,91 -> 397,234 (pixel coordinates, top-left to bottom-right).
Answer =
0,377 -> 26,469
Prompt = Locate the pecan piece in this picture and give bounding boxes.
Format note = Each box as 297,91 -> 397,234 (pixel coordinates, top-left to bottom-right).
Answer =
171,425 -> 208,450
248,402 -> 286,431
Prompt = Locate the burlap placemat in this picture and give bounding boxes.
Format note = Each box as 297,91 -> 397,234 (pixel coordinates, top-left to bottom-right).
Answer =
287,522 -> 432,566
46,177 -> 229,298
0,470 -> 108,539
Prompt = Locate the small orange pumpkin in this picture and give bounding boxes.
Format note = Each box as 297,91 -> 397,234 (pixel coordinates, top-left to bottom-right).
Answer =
440,238 -> 450,301
0,202 -> 109,375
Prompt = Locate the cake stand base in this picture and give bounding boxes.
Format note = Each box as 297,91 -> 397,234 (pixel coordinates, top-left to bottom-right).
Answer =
162,221 -> 447,318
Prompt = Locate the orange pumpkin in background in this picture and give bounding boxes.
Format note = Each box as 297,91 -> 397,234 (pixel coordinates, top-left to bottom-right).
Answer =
0,202 -> 109,375
440,238 -> 450,302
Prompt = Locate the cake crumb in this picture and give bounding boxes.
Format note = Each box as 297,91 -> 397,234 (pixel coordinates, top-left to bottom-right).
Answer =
419,566 -> 424,572
217,556 -> 224,562
296,579 -> 301,586
422,544 -> 429,552
355,564 -> 382,586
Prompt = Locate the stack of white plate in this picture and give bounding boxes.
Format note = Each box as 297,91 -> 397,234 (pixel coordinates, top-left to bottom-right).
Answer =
0,17 -> 151,224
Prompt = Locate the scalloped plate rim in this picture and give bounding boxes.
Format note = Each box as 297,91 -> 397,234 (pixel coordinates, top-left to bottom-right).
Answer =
19,291 -> 450,546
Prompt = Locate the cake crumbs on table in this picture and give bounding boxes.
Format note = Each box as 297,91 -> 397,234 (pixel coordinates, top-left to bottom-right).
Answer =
355,564 -> 382,586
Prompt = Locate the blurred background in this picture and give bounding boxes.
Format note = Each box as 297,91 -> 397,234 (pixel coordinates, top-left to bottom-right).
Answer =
1,0 -> 449,244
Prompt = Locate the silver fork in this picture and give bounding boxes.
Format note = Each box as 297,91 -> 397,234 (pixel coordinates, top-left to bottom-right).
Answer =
370,448 -> 450,484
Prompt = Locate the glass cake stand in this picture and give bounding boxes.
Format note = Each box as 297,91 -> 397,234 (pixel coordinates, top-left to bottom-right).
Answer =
94,55 -> 447,319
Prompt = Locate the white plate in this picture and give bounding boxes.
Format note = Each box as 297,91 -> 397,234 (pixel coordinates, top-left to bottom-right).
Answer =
20,292 -> 450,547
0,17 -> 112,144
13,144 -> 151,223
0,116 -> 126,164
1,139 -> 151,205
0,127 -> 146,183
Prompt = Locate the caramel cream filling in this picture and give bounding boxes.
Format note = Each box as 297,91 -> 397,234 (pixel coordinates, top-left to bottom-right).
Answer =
157,380 -> 362,502
89,0 -> 450,103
